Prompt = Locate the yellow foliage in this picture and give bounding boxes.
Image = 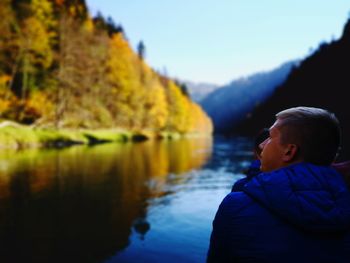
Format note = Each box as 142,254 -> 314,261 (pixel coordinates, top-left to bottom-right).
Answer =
0,85 -> 17,116
0,75 -> 11,86
82,17 -> 94,33
146,81 -> 169,130
22,17 -> 53,69
108,33 -> 138,89
188,102 -> 213,133
69,6 -> 76,17
165,80 -> 189,132
31,0 -> 56,29
31,0 -> 57,46
107,33 -> 142,128
26,91 -> 54,118
0,1 -> 213,134
0,99 -> 11,115
162,79 -> 213,134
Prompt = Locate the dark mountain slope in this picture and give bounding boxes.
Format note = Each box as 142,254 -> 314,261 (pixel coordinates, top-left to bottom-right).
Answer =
201,61 -> 296,133
235,18 -> 350,160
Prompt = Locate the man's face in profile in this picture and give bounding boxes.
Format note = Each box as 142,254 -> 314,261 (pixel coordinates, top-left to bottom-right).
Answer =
259,120 -> 288,172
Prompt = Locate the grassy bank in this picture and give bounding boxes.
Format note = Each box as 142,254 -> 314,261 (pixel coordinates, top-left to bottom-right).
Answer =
0,121 -> 208,150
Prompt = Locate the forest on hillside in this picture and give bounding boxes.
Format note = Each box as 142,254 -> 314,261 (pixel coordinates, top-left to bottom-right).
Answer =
234,17 -> 350,160
0,0 -> 212,134
201,61 -> 296,134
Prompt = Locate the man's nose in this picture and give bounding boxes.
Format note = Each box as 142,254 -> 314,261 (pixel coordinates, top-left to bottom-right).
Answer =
259,139 -> 268,150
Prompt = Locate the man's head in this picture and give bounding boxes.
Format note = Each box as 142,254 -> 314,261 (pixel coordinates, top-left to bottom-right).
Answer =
259,106 -> 341,172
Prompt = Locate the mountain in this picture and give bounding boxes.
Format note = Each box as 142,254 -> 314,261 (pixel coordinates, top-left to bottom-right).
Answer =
200,61 -> 297,133
234,18 -> 350,160
182,81 -> 220,102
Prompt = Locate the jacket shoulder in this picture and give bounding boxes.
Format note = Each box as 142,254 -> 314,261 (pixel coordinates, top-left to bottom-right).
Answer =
211,191 -> 259,237
219,191 -> 254,215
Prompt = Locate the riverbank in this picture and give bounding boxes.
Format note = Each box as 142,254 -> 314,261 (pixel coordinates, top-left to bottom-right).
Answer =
0,121 -> 209,150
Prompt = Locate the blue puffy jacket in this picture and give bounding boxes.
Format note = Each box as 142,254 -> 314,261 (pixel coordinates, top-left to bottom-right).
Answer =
207,162 -> 350,262
231,159 -> 261,192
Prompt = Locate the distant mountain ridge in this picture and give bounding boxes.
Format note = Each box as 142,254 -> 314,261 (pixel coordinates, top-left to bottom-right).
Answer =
182,81 -> 220,102
234,18 -> 350,160
200,60 -> 297,133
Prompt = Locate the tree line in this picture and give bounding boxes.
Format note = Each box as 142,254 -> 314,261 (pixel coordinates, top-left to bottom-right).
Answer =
0,0 -> 212,134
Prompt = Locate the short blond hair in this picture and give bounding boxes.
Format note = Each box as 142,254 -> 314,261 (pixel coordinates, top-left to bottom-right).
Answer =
276,106 -> 341,165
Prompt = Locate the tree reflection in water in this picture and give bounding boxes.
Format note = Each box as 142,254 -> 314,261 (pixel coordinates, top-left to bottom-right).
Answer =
0,137 -> 213,262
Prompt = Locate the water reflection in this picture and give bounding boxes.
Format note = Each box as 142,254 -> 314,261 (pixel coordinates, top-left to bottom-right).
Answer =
109,136 -> 254,263
0,138 -> 213,263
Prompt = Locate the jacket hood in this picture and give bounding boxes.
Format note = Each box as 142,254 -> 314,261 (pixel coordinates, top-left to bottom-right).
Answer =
243,162 -> 350,233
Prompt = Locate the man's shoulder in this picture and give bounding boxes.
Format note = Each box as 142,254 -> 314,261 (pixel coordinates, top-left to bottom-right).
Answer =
225,191 -> 251,201
218,191 -> 256,215
225,189 -> 253,201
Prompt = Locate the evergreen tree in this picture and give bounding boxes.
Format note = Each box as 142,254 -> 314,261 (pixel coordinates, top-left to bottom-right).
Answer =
137,40 -> 145,60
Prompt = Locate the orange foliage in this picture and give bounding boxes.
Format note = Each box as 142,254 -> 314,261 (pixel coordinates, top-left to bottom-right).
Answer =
0,1 -> 213,134
26,91 -> 54,119
55,0 -> 65,6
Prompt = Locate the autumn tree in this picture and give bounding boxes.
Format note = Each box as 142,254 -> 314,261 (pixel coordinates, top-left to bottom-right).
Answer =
54,14 -> 112,128
5,0 -> 55,99
0,0 -> 21,90
0,0 -> 213,134
106,33 -> 139,128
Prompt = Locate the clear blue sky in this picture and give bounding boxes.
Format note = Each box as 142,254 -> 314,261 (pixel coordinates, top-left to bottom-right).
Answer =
86,0 -> 349,85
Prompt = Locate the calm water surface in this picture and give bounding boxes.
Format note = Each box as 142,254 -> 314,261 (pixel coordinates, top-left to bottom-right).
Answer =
0,136 -> 254,263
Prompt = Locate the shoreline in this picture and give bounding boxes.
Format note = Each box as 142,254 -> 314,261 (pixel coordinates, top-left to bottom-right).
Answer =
0,122 -> 211,150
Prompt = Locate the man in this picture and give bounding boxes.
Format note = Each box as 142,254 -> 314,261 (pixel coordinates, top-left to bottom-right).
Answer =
207,106 -> 350,263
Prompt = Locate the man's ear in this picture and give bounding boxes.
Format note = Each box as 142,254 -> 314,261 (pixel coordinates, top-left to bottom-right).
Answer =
282,144 -> 298,162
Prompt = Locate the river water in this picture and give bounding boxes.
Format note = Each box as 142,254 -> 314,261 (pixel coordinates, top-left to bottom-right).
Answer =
0,136 -> 254,263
